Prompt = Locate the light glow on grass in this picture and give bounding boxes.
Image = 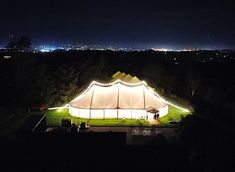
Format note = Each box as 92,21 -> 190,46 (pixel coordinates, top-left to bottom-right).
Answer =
46,109 -> 151,127
158,105 -> 191,125
46,104 -> 191,126
165,102 -> 190,112
48,104 -> 69,111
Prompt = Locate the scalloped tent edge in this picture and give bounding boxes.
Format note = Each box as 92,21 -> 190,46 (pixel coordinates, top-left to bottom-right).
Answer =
69,79 -> 168,119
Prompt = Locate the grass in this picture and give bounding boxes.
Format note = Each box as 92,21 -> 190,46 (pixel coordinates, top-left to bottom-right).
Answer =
46,109 -> 151,127
46,105 -> 192,127
158,105 -> 192,125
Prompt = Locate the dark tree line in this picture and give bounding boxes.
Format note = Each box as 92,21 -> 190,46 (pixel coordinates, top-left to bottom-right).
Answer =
6,36 -> 32,52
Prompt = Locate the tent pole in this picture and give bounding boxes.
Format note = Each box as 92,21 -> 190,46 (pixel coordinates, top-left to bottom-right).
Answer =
143,85 -> 147,119
103,109 -> 105,119
143,85 -> 146,109
117,83 -> 120,119
89,86 -> 95,119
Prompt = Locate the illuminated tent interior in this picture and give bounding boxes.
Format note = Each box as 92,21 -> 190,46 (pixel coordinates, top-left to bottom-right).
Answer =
69,76 -> 168,119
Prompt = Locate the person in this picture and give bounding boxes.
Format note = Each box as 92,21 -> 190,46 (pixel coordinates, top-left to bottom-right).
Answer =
153,113 -> 159,120
71,123 -> 78,133
156,113 -> 159,119
154,114 -> 157,120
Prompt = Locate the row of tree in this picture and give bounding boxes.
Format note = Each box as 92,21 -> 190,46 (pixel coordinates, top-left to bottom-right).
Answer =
6,36 -> 32,52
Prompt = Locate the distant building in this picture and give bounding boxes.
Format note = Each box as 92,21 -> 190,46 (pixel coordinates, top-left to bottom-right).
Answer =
3,55 -> 11,59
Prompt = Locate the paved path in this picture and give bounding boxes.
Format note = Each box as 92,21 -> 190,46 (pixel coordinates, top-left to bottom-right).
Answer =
84,126 -> 179,145
148,119 -> 160,125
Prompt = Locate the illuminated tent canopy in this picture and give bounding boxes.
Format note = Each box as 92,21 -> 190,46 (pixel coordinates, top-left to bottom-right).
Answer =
69,79 -> 168,119
111,71 -> 141,83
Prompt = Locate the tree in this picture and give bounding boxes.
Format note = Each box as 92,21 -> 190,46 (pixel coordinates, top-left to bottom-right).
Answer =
186,69 -> 201,97
5,36 -> 32,51
79,57 -> 109,84
142,63 -> 166,88
16,36 -> 32,51
162,73 -> 179,96
142,63 -> 179,96
46,65 -> 80,106
6,41 -> 17,50
7,57 -> 36,116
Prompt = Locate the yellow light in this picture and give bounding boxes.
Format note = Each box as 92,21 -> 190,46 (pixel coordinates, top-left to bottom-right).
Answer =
48,104 -> 69,111
139,80 -> 190,112
166,102 -> 190,112
70,79 -> 148,103
147,87 -> 190,112
70,79 -> 191,113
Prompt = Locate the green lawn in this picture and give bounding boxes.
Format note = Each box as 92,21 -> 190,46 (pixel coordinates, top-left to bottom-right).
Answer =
46,105 -> 191,126
158,105 -> 192,125
46,109 -> 151,127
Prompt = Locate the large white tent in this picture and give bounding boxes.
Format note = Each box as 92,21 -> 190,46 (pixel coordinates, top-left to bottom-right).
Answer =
69,79 -> 168,119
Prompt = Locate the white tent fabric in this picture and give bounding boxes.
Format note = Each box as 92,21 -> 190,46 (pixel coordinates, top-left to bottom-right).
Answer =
69,80 -> 168,119
111,71 -> 141,83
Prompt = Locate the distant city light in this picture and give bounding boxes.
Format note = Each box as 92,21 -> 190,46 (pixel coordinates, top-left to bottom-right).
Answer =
152,48 -> 172,52
36,45 -> 59,52
39,47 -> 56,52
24,43 -> 235,53
151,48 -> 193,52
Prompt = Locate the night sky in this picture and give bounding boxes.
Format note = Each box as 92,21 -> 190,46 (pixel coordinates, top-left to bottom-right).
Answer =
0,0 -> 235,49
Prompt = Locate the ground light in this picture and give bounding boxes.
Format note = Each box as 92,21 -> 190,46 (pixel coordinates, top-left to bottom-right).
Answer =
48,104 -> 69,111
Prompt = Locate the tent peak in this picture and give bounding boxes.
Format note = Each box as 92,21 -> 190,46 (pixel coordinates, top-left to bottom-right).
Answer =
111,71 -> 141,83
93,79 -> 146,87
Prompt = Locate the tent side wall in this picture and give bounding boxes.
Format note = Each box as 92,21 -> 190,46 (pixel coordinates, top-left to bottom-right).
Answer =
69,105 -> 168,119
158,105 -> 168,117
69,80 -> 169,119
